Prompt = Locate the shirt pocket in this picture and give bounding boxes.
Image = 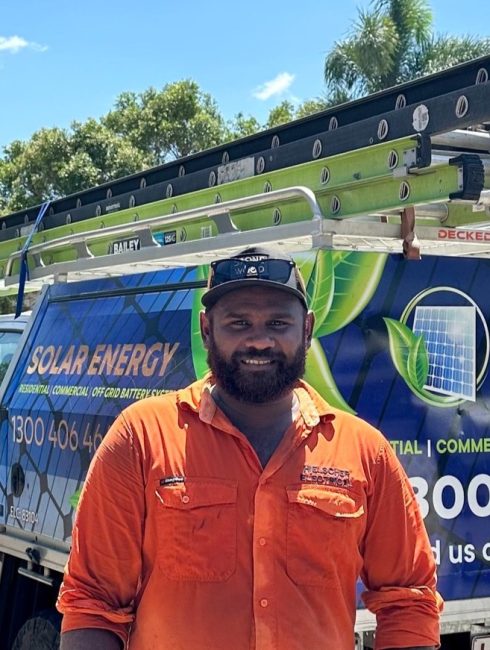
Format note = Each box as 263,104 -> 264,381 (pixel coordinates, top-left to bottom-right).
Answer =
155,477 -> 238,582
286,484 -> 365,587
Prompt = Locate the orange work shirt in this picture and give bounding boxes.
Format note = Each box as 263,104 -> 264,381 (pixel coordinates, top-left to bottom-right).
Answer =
57,378 -> 442,649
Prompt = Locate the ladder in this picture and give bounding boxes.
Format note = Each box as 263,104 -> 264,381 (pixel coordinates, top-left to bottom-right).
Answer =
1,55 -> 490,290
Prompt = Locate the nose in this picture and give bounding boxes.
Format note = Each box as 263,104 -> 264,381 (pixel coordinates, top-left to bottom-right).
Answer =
244,326 -> 275,350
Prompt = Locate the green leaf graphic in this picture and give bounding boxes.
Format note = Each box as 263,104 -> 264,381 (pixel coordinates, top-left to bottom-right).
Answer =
316,252 -> 387,336
407,334 -> 429,390
70,489 -> 82,509
306,251 -> 334,337
383,318 -> 418,385
384,318 -> 460,407
304,338 -> 355,414
191,264 -> 209,379
295,250 -> 318,289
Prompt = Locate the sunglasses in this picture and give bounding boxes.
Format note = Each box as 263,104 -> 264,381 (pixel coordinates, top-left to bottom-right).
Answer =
209,258 -> 295,288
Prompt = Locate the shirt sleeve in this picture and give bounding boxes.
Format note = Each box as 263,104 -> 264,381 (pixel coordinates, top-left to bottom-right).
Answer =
360,441 -> 444,650
56,410 -> 145,645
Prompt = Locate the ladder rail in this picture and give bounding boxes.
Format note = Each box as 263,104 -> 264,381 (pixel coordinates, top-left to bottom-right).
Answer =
3,147 -> 489,289
6,213 -> 490,290
4,187 -> 323,280
4,220 -> 326,288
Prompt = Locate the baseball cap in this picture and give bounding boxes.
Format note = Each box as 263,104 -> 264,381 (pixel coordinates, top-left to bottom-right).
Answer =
201,246 -> 308,309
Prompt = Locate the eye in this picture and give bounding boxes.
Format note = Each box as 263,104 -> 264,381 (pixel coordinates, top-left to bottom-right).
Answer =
229,319 -> 250,329
269,320 -> 289,328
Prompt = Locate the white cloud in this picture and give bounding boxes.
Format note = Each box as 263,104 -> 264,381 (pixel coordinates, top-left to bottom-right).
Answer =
253,72 -> 295,101
0,35 -> 47,54
0,36 -> 28,53
31,42 -> 48,53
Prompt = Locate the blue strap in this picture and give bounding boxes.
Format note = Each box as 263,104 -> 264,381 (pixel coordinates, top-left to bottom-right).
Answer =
15,201 -> 50,318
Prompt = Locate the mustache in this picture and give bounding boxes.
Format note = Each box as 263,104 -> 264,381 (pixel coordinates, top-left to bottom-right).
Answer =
232,349 -> 286,361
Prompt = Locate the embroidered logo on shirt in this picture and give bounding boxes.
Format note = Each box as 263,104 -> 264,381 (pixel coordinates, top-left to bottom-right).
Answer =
160,476 -> 186,486
301,465 -> 352,488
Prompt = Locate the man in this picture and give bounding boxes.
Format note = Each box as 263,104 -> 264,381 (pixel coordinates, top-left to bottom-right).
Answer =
58,246 -> 442,649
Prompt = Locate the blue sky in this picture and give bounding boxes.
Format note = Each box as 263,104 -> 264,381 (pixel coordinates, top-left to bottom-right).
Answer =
0,0 -> 488,150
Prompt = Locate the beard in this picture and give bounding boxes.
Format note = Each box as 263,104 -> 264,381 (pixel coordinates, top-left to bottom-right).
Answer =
207,336 -> 307,403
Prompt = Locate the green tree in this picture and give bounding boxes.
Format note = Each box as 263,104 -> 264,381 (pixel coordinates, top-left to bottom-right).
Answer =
227,112 -> 262,139
414,34 -> 490,76
295,98 -> 331,119
266,98 -> 334,126
103,80 -> 228,164
70,119 -> 150,185
0,123 -> 147,213
265,100 -> 296,128
0,296 -> 16,315
324,0 -> 490,100
0,81 -> 229,213
226,98 -> 334,141
0,129 -> 71,212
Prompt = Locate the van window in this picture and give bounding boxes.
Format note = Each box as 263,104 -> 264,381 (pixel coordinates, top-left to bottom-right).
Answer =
0,331 -> 22,384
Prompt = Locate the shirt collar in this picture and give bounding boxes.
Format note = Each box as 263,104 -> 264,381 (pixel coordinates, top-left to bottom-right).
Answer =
176,375 -> 336,427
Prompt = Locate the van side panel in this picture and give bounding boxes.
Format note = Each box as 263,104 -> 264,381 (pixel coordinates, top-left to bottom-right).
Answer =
0,254 -> 489,607
0,267 -> 199,546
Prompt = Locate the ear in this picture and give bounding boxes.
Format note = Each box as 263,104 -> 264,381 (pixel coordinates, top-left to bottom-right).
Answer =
200,311 -> 211,349
305,310 -> 315,349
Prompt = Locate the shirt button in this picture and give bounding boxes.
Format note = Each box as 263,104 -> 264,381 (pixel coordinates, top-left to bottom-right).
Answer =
182,495 -> 190,504
258,537 -> 267,546
260,599 -> 268,608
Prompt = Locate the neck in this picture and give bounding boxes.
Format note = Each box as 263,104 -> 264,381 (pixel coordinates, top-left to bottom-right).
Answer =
213,385 -> 295,427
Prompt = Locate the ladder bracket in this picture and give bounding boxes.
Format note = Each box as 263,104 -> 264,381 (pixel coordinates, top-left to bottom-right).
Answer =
133,227 -> 159,248
208,211 -> 239,234
401,206 -> 421,260
73,241 -> 93,260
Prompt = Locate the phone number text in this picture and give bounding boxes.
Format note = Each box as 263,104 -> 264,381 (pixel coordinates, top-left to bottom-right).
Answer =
11,415 -> 103,453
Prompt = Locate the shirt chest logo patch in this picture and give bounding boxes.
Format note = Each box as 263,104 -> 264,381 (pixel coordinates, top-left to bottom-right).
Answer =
301,465 -> 352,488
160,476 -> 185,486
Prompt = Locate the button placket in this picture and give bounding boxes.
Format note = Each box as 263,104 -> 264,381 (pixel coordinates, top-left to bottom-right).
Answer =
252,483 -> 278,649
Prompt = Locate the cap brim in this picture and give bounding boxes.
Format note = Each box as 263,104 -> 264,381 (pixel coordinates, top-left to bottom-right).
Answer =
202,279 -> 308,309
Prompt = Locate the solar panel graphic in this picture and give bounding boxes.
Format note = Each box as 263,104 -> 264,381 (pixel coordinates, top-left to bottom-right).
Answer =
413,306 -> 476,401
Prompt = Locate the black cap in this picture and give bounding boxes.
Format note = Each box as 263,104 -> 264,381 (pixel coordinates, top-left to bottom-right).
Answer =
201,246 -> 308,309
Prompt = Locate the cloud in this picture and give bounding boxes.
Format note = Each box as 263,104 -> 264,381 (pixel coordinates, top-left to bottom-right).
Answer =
0,35 -> 47,54
0,36 -> 28,53
253,72 -> 295,101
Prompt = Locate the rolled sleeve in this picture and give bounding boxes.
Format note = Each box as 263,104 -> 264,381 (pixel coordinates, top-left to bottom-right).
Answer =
360,443 -> 443,649
57,412 -> 145,643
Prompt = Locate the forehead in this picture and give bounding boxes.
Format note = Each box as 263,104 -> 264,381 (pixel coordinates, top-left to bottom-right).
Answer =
211,286 -> 303,316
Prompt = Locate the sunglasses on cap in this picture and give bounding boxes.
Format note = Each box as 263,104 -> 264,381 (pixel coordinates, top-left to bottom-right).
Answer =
209,258 -> 296,287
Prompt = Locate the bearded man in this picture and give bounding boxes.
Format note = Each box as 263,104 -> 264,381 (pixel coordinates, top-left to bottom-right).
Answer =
58,247 -> 442,650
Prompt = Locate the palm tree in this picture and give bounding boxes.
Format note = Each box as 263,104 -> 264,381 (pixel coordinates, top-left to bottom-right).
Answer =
324,0 -> 490,100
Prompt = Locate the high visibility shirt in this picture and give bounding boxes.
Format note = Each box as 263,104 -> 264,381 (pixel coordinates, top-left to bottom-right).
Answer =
57,378 -> 442,649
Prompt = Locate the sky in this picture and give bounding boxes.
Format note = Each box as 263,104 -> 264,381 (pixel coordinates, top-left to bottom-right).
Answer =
0,0 -> 488,150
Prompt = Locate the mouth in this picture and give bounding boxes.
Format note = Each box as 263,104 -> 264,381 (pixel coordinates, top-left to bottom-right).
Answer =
240,358 -> 275,367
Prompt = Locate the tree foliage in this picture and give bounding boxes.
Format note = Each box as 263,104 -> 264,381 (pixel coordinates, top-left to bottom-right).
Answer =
265,101 -> 296,128
324,0 -> 490,99
0,81 -> 228,214
0,83 -> 332,215
226,97 -> 330,139
227,113 -> 263,139
0,123 -> 148,212
103,80 -> 228,164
